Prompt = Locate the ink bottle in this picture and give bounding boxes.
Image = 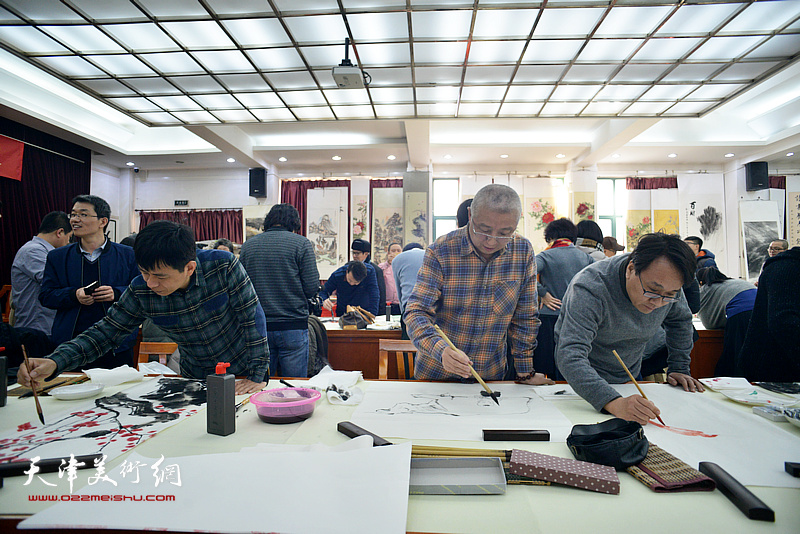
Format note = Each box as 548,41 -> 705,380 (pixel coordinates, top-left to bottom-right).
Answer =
207,362 -> 235,436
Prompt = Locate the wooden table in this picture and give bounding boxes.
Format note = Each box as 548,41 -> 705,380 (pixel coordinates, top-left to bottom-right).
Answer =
690,320 -> 724,378
324,320 -> 401,379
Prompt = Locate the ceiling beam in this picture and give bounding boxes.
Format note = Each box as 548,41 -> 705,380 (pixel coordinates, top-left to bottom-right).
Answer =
184,125 -> 265,168
573,118 -> 661,168
404,119 -> 430,171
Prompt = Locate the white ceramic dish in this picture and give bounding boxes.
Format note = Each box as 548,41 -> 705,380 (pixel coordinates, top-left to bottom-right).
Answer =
784,408 -> 800,428
50,383 -> 105,400
720,388 -> 799,407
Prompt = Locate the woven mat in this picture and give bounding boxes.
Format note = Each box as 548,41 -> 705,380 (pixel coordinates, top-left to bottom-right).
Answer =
626,443 -> 716,493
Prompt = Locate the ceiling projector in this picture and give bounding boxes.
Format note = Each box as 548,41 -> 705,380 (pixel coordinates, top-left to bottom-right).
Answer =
332,65 -> 364,89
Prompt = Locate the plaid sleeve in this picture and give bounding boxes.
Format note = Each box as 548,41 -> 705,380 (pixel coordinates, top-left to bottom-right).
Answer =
508,249 -> 540,375
404,248 -> 448,369
226,257 -> 270,382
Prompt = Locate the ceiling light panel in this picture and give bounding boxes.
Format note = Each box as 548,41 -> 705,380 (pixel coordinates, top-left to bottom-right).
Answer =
169,75 -> 224,93
0,27 -> 70,53
534,8 -> 605,37
594,84 -> 648,100
640,84 -> 697,101
250,107 -> 295,121
193,94 -> 243,109
78,79 -> 136,96
633,38 -> 703,61
686,84 -> 744,100
40,25 -> 124,53
355,43 -> 410,66
88,54 -> 154,76
662,63 -> 722,83
331,105 -> 376,119
416,86 -> 460,102
125,77 -> 183,94
107,97 -> 162,112
460,85 -> 507,101
411,11 -> 472,39
498,102 -> 544,116
473,9 -> 540,39
720,1 -> 800,34
374,104 -> 415,118
347,12 -> 409,40
417,102 -> 457,117
463,66 -> 515,84
278,90 -> 327,106
413,42 -> 467,64
621,101 -> 672,115
655,4 -> 740,36
539,102 -> 587,116
149,95 -> 202,110
217,73 -> 270,91
468,41 -> 525,64
322,89 -> 371,105
561,65 -> 617,83
291,106 -> 335,120
172,110 -> 220,123
135,0 -> 209,18
523,39 -> 584,62
103,23 -> 180,52
414,66 -> 463,84
194,50 -> 254,73
205,0 -> 275,16
222,19 -> 289,47
1,0 -> 84,21
661,101 -> 710,115
72,0 -> 149,21
35,56 -> 105,77
359,67 -> 411,86
143,52 -> 202,75
264,71 -> 318,90
161,21 -> 235,49
504,85 -> 554,101
746,35 -> 800,59
283,14 -> 347,43
236,92 -> 283,107
514,65 -> 567,82
458,102 -> 501,116
576,39 -> 641,62
550,85 -> 602,100
613,64 -> 669,82
593,6 -> 673,37
368,87 -> 414,102
136,111 -> 182,124
581,101 -> 628,115
689,36 -> 765,61
246,48 -> 305,70
713,62 -> 778,82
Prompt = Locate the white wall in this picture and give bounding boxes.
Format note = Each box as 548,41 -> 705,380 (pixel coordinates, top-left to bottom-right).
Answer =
90,162 -> 128,242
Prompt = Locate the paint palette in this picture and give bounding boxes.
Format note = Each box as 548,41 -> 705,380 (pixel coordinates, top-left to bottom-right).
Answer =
719,388 -> 799,407
50,383 -> 105,400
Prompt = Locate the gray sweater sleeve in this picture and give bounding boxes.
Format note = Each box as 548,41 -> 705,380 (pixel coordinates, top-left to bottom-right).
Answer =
664,292 -> 695,375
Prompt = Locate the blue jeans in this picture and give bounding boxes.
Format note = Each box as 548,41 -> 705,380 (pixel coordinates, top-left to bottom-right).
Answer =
267,329 -> 309,378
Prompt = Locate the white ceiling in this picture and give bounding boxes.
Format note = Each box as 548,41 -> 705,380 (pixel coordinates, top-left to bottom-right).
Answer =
0,0 -> 799,176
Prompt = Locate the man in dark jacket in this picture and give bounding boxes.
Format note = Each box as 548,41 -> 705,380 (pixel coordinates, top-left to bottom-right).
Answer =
319,261 -> 379,316
40,195 -> 139,369
240,204 -> 320,378
351,238 -> 386,310
684,236 -> 717,271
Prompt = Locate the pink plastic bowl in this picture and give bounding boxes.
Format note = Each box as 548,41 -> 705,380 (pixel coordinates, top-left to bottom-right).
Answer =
249,387 -> 321,424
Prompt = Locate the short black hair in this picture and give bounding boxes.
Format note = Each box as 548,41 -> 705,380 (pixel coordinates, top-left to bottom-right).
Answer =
403,242 -> 423,252
71,194 -> 111,231
135,220 -> 197,272
457,199 -> 473,228
388,242 -> 403,252
684,235 -> 703,248
544,217 -> 577,243
696,266 -> 731,286
264,203 -> 301,232
345,260 -> 368,282
213,238 -> 234,251
629,232 -> 697,285
576,219 -> 604,243
120,233 -> 137,247
38,211 -> 71,234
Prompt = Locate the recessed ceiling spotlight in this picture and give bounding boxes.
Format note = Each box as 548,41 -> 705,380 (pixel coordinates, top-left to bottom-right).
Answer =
500,154 -> 509,159
298,173 -> 304,176
724,153 -> 735,158
555,153 -> 566,159
332,155 -> 342,161
227,157 -> 236,163
667,153 -> 677,158
162,176 -> 169,180
444,154 -> 452,159
279,157 -> 287,162
612,154 -> 621,159
788,152 -> 795,157
387,155 -> 396,160
126,161 -> 135,167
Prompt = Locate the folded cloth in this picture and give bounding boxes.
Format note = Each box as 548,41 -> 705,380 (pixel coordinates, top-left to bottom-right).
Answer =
83,365 -> 144,387
305,365 -> 362,390
626,443 -> 716,493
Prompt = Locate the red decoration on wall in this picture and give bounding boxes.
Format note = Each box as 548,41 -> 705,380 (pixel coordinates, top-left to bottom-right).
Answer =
0,135 -> 24,181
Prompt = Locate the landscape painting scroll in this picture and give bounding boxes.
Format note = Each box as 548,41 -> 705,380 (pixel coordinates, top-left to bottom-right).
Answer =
789,175 -> 800,248
307,187 -> 348,280
372,187 -> 404,264
740,200 -> 780,281
0,378 -> 206,464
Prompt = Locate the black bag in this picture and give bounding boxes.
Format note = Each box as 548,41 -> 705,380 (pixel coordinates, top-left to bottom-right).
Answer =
338,310 -> 367,329
567,418 -> 649,470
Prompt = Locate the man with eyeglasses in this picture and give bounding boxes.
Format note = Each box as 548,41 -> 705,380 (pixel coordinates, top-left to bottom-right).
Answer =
39,194 -> 139,369
405,184 -> 553,385
555,232 -> 705,424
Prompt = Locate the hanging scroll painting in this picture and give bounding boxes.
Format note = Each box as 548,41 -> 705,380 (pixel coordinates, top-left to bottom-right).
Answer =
524,177 -> 565,253
352,195 -> 368,241
788,176 -> 800,248
243,204 -> 272,241
307,187 -> 348,280
677,174 -> 726,269
404,192 -> 428,250
371,188 -> 403,265
573,191 -> 596,222
626,189 -> 652,252
740,200 -> 781,281
652,188 -> 679,236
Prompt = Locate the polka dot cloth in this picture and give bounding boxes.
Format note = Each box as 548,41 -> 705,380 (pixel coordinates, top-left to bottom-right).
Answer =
510,449 -> 620,495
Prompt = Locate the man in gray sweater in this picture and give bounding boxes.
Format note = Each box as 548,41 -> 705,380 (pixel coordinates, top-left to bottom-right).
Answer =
555,233 -> 705,424
240,204 -> 320,377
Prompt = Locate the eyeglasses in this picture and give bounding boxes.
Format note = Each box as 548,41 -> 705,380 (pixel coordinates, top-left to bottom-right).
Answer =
768,247 -> 786,252
470,222 -> 515,242
637,274 -> 679,303
69,212 -> 99,220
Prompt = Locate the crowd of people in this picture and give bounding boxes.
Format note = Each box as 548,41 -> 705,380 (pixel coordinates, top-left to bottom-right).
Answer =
10,186 -> 799,425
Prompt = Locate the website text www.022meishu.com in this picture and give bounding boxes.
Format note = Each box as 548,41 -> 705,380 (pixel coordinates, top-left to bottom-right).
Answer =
28,494 -> 175,502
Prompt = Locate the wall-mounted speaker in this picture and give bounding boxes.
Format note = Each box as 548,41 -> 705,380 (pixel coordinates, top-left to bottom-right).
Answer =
249,168 -> 266,197
745,161 -> 768,191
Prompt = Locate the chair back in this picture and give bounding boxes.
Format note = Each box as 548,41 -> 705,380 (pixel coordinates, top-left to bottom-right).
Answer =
137,341 -> 178,371
378,339 -> 417,380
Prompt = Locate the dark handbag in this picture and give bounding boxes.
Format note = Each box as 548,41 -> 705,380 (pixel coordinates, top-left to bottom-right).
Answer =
338,310 -> 367,329
567,418 -> 649,470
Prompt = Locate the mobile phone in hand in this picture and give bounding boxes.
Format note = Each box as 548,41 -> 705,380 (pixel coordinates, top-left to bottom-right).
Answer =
84,281 -> 100,295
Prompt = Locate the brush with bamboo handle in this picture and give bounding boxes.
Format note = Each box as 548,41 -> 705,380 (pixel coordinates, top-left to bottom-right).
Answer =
21,345 -> 45,425
612,349 -> 665,425
433,324 -> 500,405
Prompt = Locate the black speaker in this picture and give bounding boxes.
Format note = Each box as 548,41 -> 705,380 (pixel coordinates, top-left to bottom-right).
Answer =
249,168 -> 266,197
745,161 -> 768,191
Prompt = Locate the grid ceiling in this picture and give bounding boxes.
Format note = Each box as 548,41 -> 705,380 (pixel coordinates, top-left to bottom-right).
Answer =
1,0 -> 799,127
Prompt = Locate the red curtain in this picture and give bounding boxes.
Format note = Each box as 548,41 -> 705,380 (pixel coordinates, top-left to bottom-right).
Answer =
0,117 -> 91,285
281,179 -> 351,236
626,176 -> 678,189
138,209 -> 243,242
769,176 -> 785,189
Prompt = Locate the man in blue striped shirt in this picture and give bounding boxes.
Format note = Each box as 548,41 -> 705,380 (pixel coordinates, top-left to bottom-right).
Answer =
19,221 -> 269,395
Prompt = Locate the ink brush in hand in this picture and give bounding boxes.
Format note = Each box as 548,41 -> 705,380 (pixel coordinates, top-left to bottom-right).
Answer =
434,325 -> 500,405
21,345 -> 46,425
612,349 -> 664,425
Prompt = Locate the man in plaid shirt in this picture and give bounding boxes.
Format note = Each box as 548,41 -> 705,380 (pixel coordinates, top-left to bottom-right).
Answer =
406,184 -> 553,385
19,221 -> 269,395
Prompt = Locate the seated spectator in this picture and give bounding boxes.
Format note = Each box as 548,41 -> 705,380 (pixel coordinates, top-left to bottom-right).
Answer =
533,218 -> 593,380
378,242 -> 403,316
756,239 -> 789,286
351,239 -> 385,308
737,246 -> 800,381
684,236 -> 717,271
696,267 -> 756,376
319,260 -> 379,317
575,220 -> 605,261
602,236 -> 624,258
212,238 -> 234,253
